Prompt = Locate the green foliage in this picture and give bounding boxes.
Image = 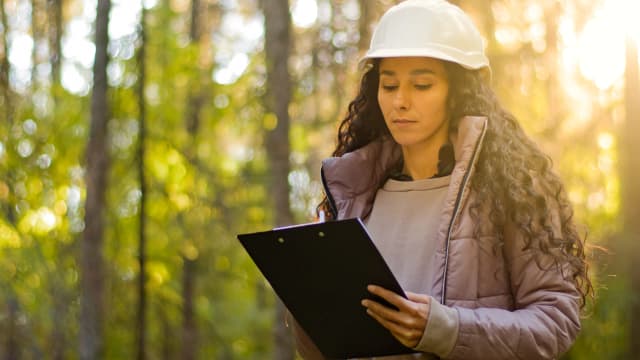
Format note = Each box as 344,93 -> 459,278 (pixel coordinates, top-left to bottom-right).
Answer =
564,274 -> 630,359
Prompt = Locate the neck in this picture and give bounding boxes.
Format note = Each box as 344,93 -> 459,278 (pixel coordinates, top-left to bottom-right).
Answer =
400,135 -> 448,180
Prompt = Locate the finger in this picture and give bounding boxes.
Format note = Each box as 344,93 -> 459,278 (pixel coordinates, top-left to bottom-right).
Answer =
367,286 -> 430,324
367,285 -> 413,312
368,309 -> 421,340
404,293 -> 431,327
366,309 -> 423,347
362,298 -> 405,324
363,299 -> 425,331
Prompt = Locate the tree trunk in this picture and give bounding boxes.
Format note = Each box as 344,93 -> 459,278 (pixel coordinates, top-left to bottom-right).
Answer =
79,0 -> 110,358
0,0 -> 12,124
30,0 -> 39,87
181,256 -> 197,360
542,1 -> 563,137
357,0 -> 375,54
135,4 -> 148,360
623,32 -> 640,357
0,5 -> 20,358
47,2 -> 67,358
160,307 -> 173,360
4,297 -> 20,360
180,0 -> 205,358
50,287 -> 67,360
261,0 -> 295,359
0,0 -> 15,222
47,0 -> 63,85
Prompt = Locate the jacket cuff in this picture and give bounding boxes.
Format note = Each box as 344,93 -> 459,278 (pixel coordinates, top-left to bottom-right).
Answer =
413,297 -> 459,358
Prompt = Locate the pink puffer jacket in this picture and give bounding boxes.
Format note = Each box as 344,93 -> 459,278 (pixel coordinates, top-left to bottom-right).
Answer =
319,116 -> 581,359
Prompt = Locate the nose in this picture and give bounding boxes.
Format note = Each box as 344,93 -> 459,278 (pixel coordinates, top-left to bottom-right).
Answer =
392,86 -> 410,110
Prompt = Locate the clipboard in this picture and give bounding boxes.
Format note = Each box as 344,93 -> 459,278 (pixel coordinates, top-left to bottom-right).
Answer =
237,218 -> 417,359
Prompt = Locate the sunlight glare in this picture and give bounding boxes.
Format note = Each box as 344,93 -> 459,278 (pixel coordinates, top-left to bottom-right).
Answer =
38,208 -> 57,230
61,63 -> 90,96
7,32 -> 33,90
214,53 -> 249,85
19,207 -> 58,235
292,0 -> 318,28
143,0 -> 158,9
110,0 -> 141,39
67,186 -> 83,213
63,19 -> 95,68
576,0 -> 640,90
214,12 -> 263,85
598,132 -> 615,150
8,33 -> 33,70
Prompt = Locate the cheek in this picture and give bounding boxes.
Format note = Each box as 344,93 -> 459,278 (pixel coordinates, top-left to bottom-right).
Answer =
377,93 -> 391,117
377,91 -> 385,110
423,92 -> 448,116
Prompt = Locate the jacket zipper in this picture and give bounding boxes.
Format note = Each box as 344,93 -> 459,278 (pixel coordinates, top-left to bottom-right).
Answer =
320,166 -> 338,219
441,120 -> 488,305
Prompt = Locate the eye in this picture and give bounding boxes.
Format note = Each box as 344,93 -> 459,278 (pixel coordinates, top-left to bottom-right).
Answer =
381,85 -> 398,91
415,84 -> 433,90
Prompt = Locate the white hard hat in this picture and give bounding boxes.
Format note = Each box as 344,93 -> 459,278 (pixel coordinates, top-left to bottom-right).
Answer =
361,0 -> 490,71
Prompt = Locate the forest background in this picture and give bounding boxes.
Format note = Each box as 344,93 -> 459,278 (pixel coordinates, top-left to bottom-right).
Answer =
1,0 -> 639,359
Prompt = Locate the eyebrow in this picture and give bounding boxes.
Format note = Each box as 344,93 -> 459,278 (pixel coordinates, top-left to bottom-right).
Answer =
379,69 -> 437,76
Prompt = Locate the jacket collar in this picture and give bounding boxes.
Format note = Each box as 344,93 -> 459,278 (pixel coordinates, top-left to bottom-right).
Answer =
321,116 -> 488,219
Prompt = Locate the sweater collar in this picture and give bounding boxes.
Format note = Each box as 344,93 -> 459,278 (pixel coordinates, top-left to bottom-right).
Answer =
389,142 -> 455,181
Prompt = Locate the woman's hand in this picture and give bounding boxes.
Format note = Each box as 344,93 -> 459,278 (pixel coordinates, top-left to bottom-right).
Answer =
361,285 -> 431,348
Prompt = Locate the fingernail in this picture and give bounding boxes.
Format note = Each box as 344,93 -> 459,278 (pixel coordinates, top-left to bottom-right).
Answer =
361,300 -> 368,307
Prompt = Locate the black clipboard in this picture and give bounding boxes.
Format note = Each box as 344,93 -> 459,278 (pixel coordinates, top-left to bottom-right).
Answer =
237,218 -> 416,359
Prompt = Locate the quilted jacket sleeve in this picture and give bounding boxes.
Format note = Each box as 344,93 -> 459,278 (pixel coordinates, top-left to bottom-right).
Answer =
446,219 -> 582,360
288,312 -> 326,360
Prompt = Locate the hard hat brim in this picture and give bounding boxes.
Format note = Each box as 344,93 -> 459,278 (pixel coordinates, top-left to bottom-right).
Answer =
358,47 -> 489,71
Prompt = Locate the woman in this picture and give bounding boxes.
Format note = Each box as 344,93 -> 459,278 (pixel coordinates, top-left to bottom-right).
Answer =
293,0 -> 592,359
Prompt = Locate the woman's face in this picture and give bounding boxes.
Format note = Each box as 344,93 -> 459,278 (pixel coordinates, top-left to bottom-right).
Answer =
377,57 -> 450,150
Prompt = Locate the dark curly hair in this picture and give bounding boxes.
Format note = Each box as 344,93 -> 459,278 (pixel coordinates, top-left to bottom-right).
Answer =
318,60 -> 593,309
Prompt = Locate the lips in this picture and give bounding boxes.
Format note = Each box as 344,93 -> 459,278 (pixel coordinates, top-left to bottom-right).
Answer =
392,119 -> 417,125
